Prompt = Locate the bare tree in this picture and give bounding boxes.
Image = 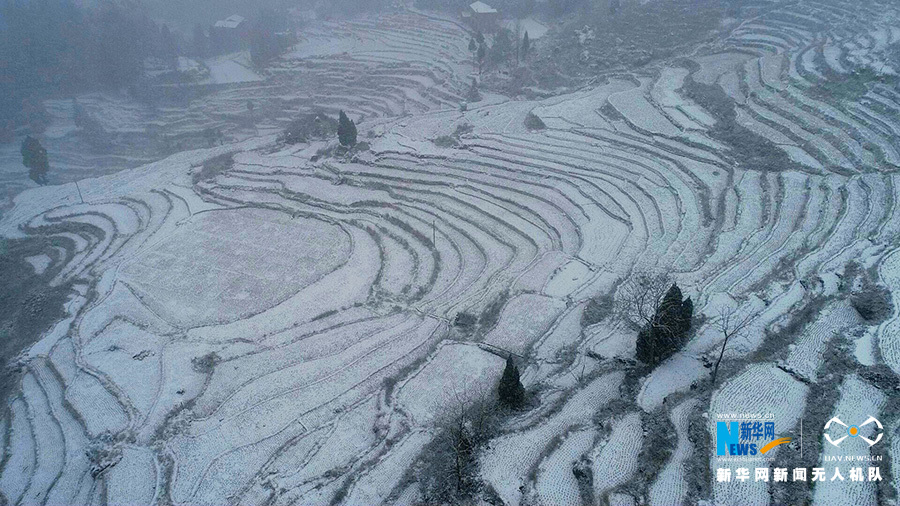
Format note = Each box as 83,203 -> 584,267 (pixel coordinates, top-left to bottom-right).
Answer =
615,272 -> 674,331
615,271 -> 694,366
710,304 -> 755,385
442,389 -> 475,495
421,383 -> 498,500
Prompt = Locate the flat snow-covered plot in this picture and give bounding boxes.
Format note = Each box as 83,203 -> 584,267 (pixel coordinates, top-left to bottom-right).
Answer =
693,52 -> 756,84
651,67 -> 715,130
533,428 -> 595,505
482,293 -> 567,355
782,301 -> 862,381
585,320 -> 634,359
121,208 -> 350,327
879,247 -> 900,375
397,343 -> 504,425
24,254 -> 52,275
544,259 -> 592,298
710,365 -> 808,506
82,320 -> 164,418
480,371 -> 624,506
813,375 -> 885,506
343,431 -> 432,505
590,412 -> 643,500
637,353 -> 706,410
0,399 -> 35,504
650,399 -> 699,506
531,79 -> 635,129
607,83 -> 681,137
106,446 -> 158,505
273,397 -> 380,494
202,53 -> 262,84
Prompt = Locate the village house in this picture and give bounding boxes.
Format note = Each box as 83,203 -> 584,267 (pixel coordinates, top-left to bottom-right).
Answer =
210,14 -> 249,53
462,1 -> 499,32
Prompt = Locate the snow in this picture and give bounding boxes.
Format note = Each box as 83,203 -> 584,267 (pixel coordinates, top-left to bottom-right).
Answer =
878,247 -> 900,375
544,259 -> 591,297
650,399 -> 699,506
106,447 -> 158,505
397,343 -> 504,425
533,428 -> 594,505
590,412 -> 643,499
470,1 -> 497,14
813,375 -> 885,506
4,3 -> 900,503
482,293 -> 567,355
503,18 -> 549,39
202,53 -> 262,84
121,208 -> 350,328
480,372 -> 624,506
710,365 -> 808,506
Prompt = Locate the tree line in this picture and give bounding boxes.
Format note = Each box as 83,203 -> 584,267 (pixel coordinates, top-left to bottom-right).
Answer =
0,0 -> 184,137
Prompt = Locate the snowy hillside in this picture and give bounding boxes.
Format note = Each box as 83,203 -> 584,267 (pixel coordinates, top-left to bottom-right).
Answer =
2,0 -> 900,505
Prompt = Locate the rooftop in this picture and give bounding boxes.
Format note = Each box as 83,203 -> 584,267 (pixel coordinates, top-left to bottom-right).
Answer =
214,15 -> 246,29
469,1 -> 498,14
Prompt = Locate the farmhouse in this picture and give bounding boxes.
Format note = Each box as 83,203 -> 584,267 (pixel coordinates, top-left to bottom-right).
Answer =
211,14 -> 249,53
463,1 -> 499,32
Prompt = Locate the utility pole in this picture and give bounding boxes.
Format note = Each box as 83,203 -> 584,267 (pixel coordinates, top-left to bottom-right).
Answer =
75,180 -> 84,204
432,220 -> 436,246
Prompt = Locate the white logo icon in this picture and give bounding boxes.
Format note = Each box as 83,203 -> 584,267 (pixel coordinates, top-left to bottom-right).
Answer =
824,416 -> 883,447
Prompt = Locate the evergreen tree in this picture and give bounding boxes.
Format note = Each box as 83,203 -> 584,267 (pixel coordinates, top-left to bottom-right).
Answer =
469,37 -> 477,52
521,31 -> 531,60
21,136 -> 49,185
679,296 -> 693,336
476,43 -> 486,74
635,283 -> 693,367
193,24 -> 208,56
498,356 -> 525,408
337,110 -> 357,146
490,29 -> 514,66
467,77 -> 481,102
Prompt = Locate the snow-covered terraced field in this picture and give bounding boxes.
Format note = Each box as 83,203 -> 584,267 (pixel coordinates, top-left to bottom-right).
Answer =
3,0 -> 900,504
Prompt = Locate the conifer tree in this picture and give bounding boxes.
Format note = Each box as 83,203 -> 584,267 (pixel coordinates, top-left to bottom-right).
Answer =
337,110 -> 357,147
477,43 -> 486,74
635,283 -> 693,367
498,356 -> 525,408
521,31 -> 530,60
21,136 -> 49,185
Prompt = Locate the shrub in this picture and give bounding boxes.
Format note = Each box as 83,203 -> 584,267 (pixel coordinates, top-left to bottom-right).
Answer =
433,135 -> 457,148
582,294 -> 613,327
681,76 -> 801,172
278,110 -> 338,144
524,111 -> 546,130
192,153 -> 233,184
191,352 -> 219,374
454,312 -> 478,329
479,290 -> 509,330
851,284 -> 893,322
433,123 -> 473,148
